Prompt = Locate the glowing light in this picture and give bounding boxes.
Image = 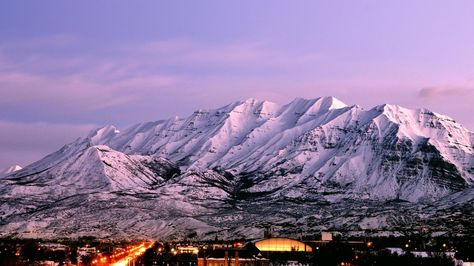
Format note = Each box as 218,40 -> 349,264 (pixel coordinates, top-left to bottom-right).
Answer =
109,241 -> 151,266
112,260 -> 130,266
255,238 -> 312,252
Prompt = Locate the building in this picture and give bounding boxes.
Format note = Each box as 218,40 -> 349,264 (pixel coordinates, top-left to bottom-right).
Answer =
198,246 -> 269,266
321,232 -> 332,241
77,246 -> 97,257
254,238 -> 312,252
178,245 -> 199,254
40,243 -> 68,252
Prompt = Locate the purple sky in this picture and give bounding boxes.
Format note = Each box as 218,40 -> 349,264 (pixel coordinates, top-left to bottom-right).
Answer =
1,1 -> 473,170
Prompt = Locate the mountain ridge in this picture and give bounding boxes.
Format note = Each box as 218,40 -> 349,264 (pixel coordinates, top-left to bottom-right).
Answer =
0,165 -> 22,176
1,96 -> 473,240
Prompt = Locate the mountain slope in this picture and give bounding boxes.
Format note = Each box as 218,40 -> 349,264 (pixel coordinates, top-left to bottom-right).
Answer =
89,97 -> 473,202
0,165 -> 22,178
0,97 -> 473,239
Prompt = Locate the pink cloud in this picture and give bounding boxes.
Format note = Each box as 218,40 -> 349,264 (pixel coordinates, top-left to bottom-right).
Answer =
0,70 -> 181,111
0,38 -> 327,116
418,86 -> 474,99
1,36 -> 473,131
132,39 -> 323,67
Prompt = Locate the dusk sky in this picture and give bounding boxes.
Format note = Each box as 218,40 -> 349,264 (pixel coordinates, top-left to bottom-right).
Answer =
1,1 -> 473,170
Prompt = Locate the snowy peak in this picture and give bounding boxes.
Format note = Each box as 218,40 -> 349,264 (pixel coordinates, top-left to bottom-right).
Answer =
285,96 -> 347,114
213,96 -> 346,119
7,96 -> 474,201
231,98 -> 279,117
76,145 -> 180,191
308,96 -> 348,112
88,125 -> 121,145
2,144 -> 179,196
1,96 -> 473,239
0,165 -> 22,176
371,104 -> 472,149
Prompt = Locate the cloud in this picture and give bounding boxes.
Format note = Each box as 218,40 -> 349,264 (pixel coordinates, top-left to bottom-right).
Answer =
0,70 -> 180,115
418,86 -> 474,99
1,35 -> 473,132
0,120 -> 97,170
0,36 -> 329,124
117,39 -> 324,72
415,85 -> 474,130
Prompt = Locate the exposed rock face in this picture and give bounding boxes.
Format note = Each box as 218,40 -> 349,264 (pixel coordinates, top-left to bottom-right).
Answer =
0,97 -> 473,240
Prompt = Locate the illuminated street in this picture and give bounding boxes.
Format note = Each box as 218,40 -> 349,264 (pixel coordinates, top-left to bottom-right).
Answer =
89,241 -> 152,266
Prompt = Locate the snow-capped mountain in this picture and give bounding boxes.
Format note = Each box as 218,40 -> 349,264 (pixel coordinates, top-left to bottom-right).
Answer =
0,165 -> 22,177
0,97 -> 473,240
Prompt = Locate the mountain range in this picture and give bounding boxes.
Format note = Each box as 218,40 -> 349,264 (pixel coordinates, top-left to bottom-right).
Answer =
1,97 -> 473,240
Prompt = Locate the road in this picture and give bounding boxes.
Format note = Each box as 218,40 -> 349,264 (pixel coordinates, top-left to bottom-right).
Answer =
91,241 -> 153,266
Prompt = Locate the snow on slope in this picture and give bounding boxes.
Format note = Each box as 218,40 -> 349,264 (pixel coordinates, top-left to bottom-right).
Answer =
0,96 -> 473,239
1,145 -> 179,199
0,165 -> 22,176
72,96 -> 474,202
8,96 -> 472,202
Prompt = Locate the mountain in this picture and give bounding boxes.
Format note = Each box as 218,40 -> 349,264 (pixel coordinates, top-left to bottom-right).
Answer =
0,97 -> 473,240
0,165 -> 22,177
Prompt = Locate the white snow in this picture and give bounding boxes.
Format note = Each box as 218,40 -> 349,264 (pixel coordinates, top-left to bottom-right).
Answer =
19,96 -> 472,202
1,165 -> 22,176
0,96 -> 472,239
